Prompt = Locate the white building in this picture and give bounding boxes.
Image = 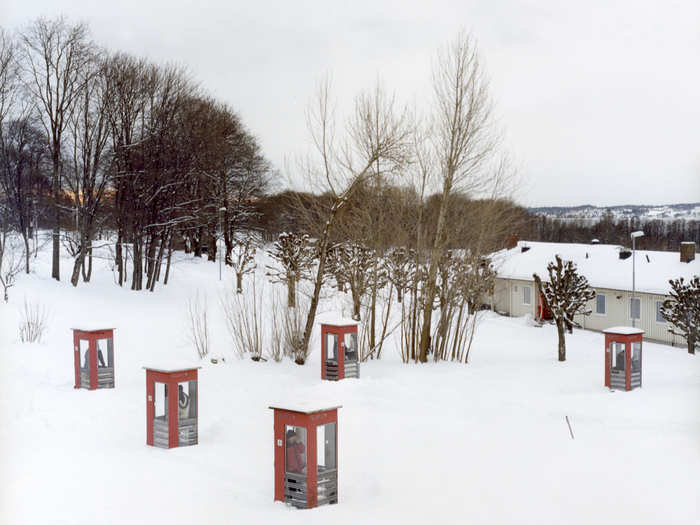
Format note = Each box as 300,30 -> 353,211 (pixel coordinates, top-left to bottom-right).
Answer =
489,241 -> 698,346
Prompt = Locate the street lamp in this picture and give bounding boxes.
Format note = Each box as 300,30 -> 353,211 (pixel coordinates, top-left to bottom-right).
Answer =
630,231 -> 644,327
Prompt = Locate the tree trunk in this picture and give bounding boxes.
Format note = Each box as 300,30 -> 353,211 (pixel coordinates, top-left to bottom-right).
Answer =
556,319 -> 567,361
23,234 -> 30,274
82,245 -> 93,282
164,238 -> 174,285
236,272 -> 243,294
116,231 -> 124,286
688,336 -> 696,355
351,286 -> 361,321
70,240 -> 86,287
287,278 -> 296,308
418,189 -> 451,362
51,156 -> 60,281
301,204 -> 341,357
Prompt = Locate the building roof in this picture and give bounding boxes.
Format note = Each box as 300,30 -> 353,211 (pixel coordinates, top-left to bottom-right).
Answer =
493,241 -> 699,295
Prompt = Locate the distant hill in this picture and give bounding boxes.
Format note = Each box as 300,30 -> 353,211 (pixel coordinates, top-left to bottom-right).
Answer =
528,203 -> 700,222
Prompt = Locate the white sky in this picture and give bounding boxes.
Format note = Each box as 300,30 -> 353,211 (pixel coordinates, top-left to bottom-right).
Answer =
2,0 -> 699,207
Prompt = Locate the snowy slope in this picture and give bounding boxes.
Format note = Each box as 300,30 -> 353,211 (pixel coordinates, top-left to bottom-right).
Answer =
1,242 -> 699,525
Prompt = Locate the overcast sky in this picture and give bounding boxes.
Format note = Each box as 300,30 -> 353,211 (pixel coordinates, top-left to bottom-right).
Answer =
3,0 -> 699,207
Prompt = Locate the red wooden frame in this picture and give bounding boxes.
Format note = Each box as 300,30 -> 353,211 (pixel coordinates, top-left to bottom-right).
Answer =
72,328 -> 114,390
271,406 -> 339,509
145,368 -> 198,448
320,322 -> 358,380
604,329 -> 643,391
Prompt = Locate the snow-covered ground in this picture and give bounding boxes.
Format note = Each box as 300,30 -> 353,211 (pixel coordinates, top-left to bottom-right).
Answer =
1,241 -> 699,524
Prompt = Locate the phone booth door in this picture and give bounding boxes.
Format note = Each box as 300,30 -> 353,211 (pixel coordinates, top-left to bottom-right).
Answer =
609,342 -> 626,390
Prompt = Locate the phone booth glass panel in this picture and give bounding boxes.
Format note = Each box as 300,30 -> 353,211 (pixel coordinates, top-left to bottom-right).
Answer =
271,405 -> 341,509
285,426 -> 307,475
327,333 -> 338,361
73,328 -> 115,390
344,333 -> 358,362
145,367 -> 200,449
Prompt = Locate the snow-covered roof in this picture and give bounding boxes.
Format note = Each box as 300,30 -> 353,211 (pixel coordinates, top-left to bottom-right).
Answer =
71,326 -> 116,332
603,327 -> 645,335
317,314 -> 360,326
268,402 -> 342,414
493,241 -> 699,295
142,364 -> 202,373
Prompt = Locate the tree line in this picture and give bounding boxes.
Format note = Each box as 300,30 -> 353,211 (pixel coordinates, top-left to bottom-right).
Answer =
0,17 -> 269,291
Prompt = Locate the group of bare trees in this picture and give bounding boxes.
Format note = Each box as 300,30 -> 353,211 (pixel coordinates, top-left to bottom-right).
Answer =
266,32 -> 523,365
0,17 -> 270,295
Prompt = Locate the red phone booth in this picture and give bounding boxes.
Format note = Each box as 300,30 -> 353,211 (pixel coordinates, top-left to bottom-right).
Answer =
72,328 -> 115,390
144,367 -> 200,448
270,404 -> 341,509
604,327 -> 644,391
321,320 -> 360,380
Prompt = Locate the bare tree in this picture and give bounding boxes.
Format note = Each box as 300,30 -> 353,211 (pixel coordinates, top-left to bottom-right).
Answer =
266,231 -> 314,307
417,32 -> 500,363
661,276 -> 699,355
0,117 -> 48,273
222,276 -> 265,360
296,78 -> 410,359
186,292 -> 210,359
65,50 -> 111,286
18,298 -> 49,342
18,17 -> 93,281
534,255 -> 596,362
230,233 -> 258,294
0,234 -> 23,302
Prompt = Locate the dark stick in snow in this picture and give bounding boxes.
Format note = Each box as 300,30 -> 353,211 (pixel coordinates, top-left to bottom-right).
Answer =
565,415 -> 575,440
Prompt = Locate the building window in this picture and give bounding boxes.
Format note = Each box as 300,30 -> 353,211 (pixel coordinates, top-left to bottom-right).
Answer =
523,286 -> 531,305
655,301 -> 665,323
630,297 -> 641,320
596,294 -> 606,315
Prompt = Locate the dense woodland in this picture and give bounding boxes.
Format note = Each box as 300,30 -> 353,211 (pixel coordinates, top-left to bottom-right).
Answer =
1,18 -> 696,362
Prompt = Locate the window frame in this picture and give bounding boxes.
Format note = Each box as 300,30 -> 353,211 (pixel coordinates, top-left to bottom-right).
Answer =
655,301 -> 666,324
595,293 -> 606,316
523,285 -> 532,306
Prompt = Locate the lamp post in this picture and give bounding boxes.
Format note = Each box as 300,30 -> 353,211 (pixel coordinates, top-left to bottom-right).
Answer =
218,207 -> 227,281
630,231 -> 644,327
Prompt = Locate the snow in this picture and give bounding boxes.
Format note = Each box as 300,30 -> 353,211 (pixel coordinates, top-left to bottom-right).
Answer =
317,314 -> 360,326
268,402 -> 343,414
603,326 -> 645,335
71,326 -> 117,332
494,241 -> 699,294
142,365 -> 202,373
1,240 -> 699,524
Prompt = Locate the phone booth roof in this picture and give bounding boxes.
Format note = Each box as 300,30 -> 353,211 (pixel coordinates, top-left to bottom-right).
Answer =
603,326 -> 645,336
142,365 -> 202,373
268,403 -> 342,414
318,316 -> 360,328
72,327 -> 116,334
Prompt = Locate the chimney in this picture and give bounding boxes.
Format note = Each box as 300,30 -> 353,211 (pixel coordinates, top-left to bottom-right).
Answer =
506,234 -> 518,250
680,242 -> 696,263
